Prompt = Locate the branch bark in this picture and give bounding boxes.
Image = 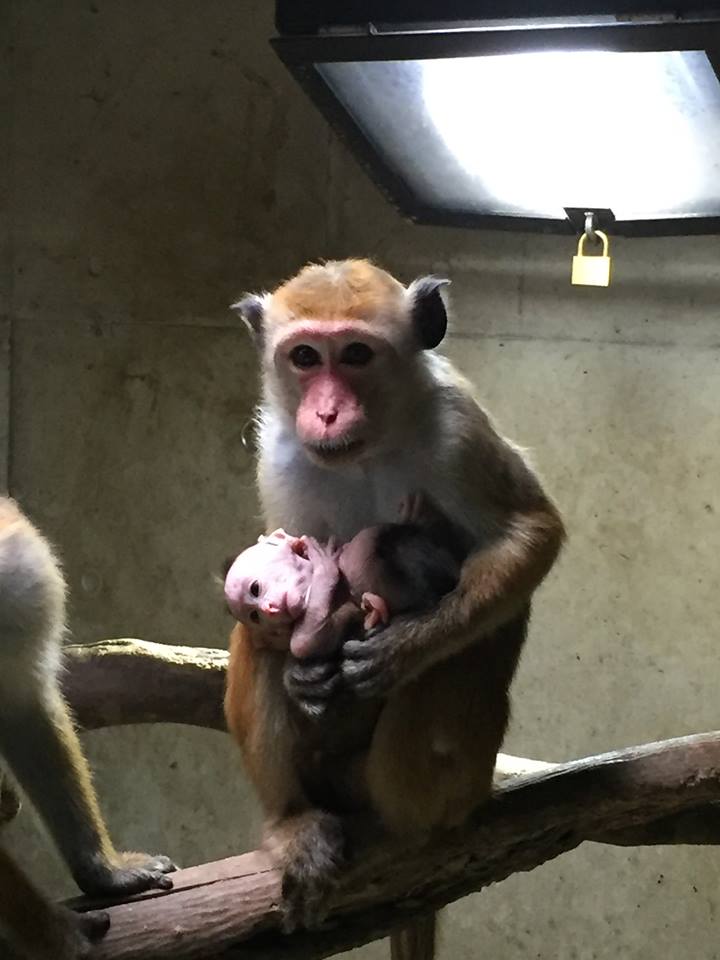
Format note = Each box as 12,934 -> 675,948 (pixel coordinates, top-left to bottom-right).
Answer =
61,640 -> 720,848
75,731 -> 720,960
63,640 -> 227,731
56,640 -> 720,960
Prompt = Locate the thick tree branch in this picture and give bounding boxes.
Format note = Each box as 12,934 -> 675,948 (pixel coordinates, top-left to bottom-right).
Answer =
63,640 -> 227,731
52,641 -> 720,957
74,731 -> 720,960
61,640 -> 720,850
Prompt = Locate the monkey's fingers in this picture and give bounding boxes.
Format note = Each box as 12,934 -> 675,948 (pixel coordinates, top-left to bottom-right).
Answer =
298,699 -> 330,720
283,658 -> 341,716
86,853 -> 177,896
341,633 -> 399,699
280,878 -> 330,934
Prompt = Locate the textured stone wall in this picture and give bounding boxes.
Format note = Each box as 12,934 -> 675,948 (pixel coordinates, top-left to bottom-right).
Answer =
3,3 -> 719,957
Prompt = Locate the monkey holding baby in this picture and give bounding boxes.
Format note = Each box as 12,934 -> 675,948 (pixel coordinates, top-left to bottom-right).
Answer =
224,259 -> 564,959
0,499 -> 175,960
224,490 -> 469,665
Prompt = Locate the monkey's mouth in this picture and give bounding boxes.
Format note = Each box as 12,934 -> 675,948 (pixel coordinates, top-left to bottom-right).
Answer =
306,438 -> 365,463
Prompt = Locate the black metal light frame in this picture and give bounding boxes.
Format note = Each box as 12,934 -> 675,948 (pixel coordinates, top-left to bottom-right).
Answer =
272,8 -> 720,236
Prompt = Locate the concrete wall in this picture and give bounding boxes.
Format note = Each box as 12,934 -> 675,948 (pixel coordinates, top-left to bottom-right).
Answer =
3,3 -> 719,958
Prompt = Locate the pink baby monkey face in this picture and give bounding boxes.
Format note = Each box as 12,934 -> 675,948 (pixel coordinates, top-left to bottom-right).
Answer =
224,532 -> 312,643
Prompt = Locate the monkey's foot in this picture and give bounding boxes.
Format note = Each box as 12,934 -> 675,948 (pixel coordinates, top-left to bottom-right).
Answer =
18,907 -> 110,960
279,813 -> 344,934
77,852 -> 177,897
73,910 -> 111,958
284,657 -> 341,719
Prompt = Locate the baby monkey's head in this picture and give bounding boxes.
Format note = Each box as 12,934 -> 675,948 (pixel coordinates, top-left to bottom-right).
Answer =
224,532 -> 313,648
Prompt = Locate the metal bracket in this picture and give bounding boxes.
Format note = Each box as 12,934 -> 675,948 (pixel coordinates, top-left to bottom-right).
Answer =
564,207 -> 616,241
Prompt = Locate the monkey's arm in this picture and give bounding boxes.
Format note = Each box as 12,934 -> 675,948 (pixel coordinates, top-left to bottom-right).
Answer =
283,598 -> 362,719
343,469 -> 564,697
288,537 -> 343,660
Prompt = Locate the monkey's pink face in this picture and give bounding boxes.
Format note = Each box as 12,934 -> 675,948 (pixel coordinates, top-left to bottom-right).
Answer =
224,539 -> 312,642
274,322 -> 400,466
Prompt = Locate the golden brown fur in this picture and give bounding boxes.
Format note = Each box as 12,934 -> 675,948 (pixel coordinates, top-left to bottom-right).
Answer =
0,498 -> 175,959
226,259 -> 565,953
272,259 -> 405,323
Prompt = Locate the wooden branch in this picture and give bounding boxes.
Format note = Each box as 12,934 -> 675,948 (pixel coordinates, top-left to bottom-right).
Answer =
57,641 -> 720,957
61,640 -> 720,849
63,640 -> 227,731
75,731 -> 720,960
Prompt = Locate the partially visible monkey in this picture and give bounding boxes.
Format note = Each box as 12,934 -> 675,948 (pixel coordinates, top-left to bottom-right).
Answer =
224,259 -> 564,958
0,498 -> 175,960
224,491 -> 470,664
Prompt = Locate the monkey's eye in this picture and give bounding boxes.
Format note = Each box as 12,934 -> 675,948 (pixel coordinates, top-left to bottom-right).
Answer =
250,581 -> 260,597
250,610 -> 260,623
340,342 -> 374,367
290,344 -> 321,369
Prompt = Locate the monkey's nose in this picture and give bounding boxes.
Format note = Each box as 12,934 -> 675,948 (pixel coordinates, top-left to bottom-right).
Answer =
316,409 -> 338,425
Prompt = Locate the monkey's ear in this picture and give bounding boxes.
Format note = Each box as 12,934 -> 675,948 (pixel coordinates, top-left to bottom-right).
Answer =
230,294 -> 266,347
408,276 -> 450,349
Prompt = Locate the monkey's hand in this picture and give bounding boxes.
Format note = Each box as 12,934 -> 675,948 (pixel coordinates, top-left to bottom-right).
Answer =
341,620 -> 410,699
77,851 -> 177,897
343,504 -> 565,698
284,655 -> 342,719
341,604 -> 450,698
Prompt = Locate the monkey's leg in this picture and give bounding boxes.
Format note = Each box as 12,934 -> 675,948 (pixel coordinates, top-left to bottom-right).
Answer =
0,845 -> 109,960
0,691 -> 174,897
226,631 -> 346,933
366,649 -> 506,834
366,642 -> 516,960
365,612 -> 527,832
264,809 -> 346,933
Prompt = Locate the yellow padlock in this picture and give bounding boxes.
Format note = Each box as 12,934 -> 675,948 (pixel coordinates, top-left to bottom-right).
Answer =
571,230 -> 612,287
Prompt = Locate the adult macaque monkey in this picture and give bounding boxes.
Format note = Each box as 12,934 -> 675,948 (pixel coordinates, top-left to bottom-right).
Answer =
0,498 -> 175,960
225,259 -> 564,958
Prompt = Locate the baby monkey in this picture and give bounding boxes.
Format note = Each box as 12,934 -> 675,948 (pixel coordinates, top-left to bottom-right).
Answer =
224,492 -> 470,662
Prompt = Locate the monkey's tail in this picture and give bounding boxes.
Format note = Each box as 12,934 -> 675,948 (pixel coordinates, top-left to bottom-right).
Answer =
390,913 -> 436,960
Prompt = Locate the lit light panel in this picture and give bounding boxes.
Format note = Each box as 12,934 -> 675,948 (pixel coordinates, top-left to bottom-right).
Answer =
317,49 -> 720,223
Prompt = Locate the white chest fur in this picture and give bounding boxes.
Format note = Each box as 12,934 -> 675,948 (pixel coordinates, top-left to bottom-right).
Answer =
257,410 -> 486,544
